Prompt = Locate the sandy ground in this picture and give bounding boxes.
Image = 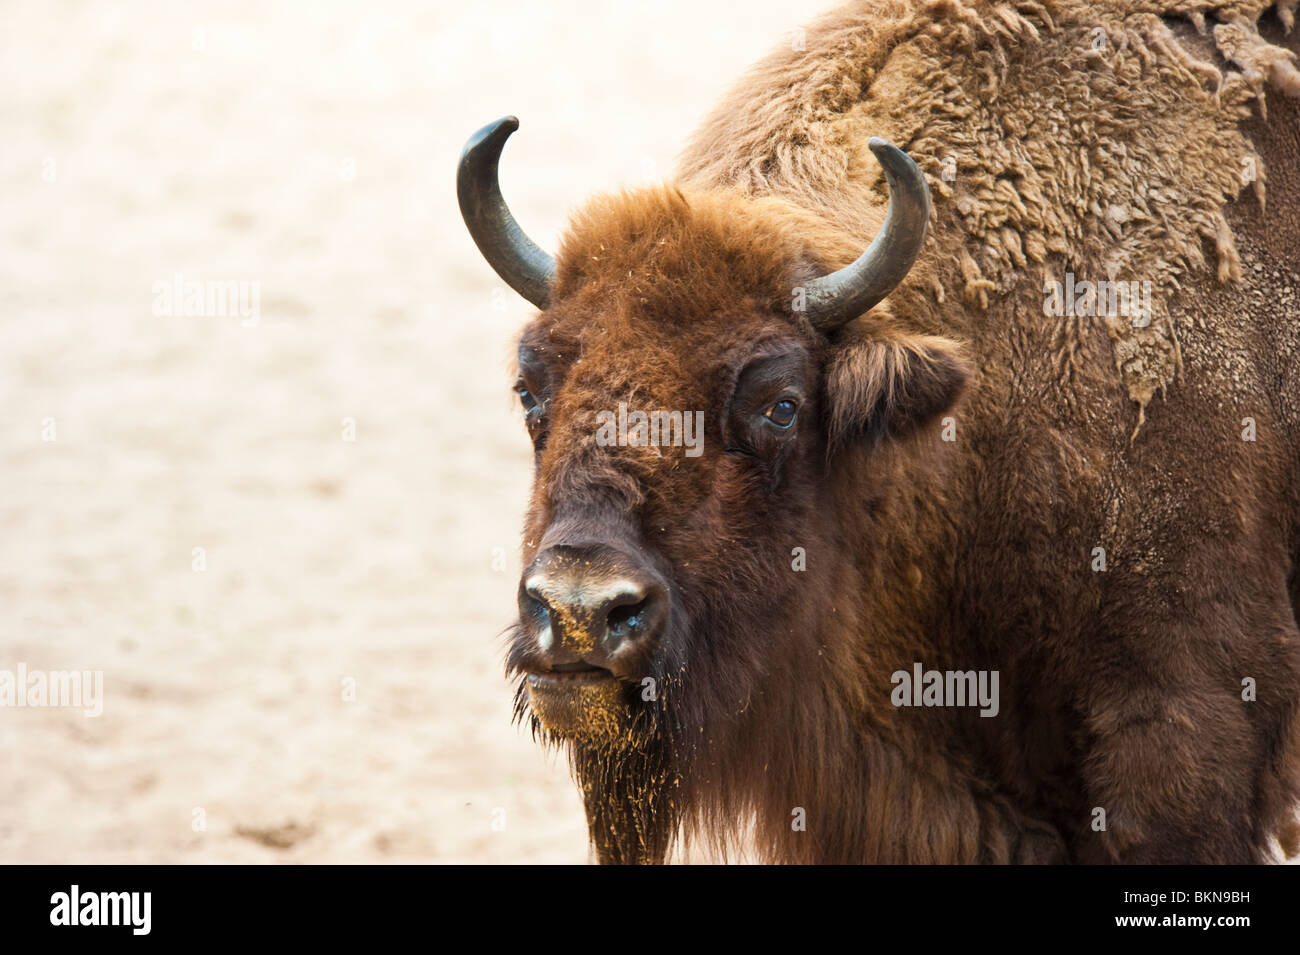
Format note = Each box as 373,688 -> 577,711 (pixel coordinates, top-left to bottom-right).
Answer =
0,0 -> 829,863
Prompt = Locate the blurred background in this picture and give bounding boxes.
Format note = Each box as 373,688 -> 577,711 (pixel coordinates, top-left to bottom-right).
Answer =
0,0 -> 826,862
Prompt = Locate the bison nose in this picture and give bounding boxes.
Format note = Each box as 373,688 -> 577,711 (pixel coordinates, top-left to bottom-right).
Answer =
520,549 -> 666,664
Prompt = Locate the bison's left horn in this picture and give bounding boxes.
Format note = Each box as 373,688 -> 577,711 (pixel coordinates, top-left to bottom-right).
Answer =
457,116 -> 556,310
803,138 -> 930,332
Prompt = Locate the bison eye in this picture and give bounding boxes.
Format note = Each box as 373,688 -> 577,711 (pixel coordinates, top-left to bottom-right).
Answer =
514,380 -> 547,433
762,399 -> 798,429
517,387 -> 538,413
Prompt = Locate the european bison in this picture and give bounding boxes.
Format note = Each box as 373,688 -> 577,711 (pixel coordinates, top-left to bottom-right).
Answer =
458,0 -> 1300,863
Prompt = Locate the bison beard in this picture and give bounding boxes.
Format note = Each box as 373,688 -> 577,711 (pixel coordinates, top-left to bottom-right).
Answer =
463,0 -> 1300,863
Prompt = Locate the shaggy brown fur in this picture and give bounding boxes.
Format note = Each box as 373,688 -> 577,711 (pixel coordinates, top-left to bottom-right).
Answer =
500,0 -> 1300,863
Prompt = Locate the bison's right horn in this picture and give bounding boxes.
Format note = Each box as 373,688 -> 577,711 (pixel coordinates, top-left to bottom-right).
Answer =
457,116 -> 556,310
803,138 -> 930,332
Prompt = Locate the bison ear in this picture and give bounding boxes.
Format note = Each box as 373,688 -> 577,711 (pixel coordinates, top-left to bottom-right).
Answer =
825,328 -> 971,449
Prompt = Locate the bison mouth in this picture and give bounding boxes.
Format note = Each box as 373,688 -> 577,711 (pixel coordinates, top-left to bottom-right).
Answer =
522,664 -> 629,742
525,661 -> 618,687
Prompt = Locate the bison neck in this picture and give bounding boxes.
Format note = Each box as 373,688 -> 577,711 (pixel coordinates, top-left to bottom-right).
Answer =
572,439 -> 1067,863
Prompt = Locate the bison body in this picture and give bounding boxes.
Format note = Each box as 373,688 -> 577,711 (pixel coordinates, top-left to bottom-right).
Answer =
460,0 -> 1300,863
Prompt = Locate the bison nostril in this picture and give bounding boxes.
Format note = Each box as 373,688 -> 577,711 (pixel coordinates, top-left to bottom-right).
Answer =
606,597 -> 650,639
521,581 -> 550,619
601,585 -> 664,651
523,577 -> 545,604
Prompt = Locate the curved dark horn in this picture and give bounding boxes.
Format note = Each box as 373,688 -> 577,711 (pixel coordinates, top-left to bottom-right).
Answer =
457,116 -> 556,309
803,138 -> 931,331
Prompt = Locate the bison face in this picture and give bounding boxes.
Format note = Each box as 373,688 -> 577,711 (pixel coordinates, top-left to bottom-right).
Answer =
458,117 -> 968,747
508,311 -> 827,744
497,191 -> 968,748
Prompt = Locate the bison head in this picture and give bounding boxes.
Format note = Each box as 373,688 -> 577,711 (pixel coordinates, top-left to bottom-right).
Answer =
459,116 -> 970,758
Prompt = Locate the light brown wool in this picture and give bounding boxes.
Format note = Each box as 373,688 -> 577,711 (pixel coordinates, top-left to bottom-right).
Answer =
677,0 -> 1300,432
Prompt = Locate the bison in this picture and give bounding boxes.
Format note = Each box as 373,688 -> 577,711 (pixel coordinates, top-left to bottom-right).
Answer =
457,0 -> 1300,863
